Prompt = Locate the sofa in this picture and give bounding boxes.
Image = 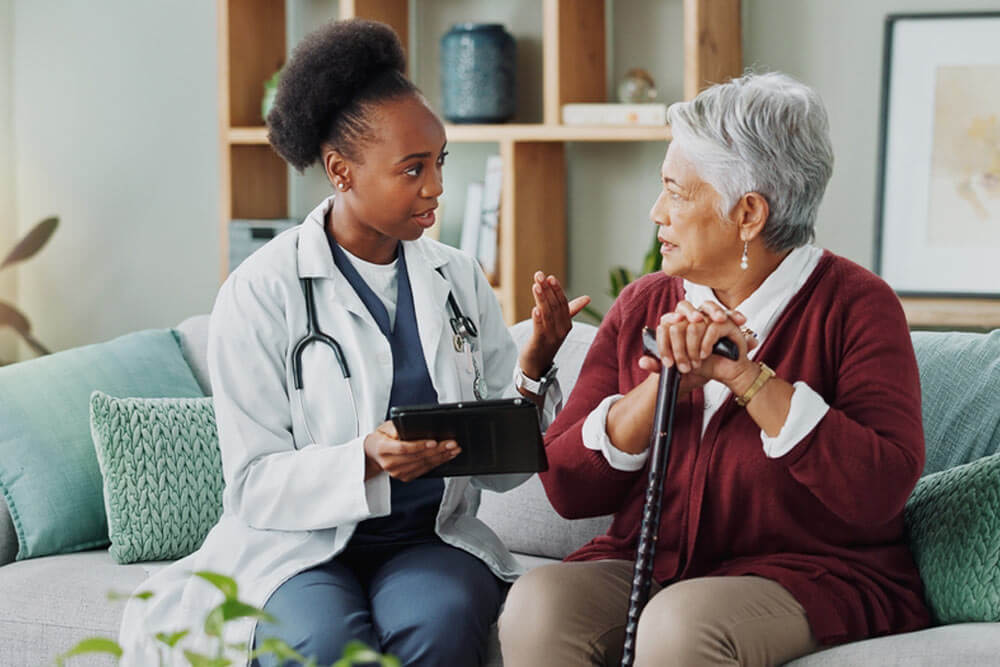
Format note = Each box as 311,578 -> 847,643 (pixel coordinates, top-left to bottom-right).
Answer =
0,314 -> 998,666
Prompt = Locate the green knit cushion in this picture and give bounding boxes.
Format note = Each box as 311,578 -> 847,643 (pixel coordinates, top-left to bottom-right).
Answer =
905,451 -> 1000,624
90,392 -> 224,564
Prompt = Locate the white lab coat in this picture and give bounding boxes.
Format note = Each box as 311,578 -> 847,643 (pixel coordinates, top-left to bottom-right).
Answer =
118,197 -> 543,665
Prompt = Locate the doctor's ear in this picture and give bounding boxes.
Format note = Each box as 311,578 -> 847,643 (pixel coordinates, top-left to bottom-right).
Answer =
322,147 -> 352,192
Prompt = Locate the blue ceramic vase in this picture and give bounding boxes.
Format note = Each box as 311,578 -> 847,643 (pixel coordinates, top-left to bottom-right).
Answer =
440,23 -> 516,123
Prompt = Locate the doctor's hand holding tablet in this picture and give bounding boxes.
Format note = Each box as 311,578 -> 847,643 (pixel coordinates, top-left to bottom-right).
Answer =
364,270 -> 590,482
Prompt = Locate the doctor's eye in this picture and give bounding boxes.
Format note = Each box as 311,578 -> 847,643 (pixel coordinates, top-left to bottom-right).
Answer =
437,151 -> 449,166
404,163 -> 422,177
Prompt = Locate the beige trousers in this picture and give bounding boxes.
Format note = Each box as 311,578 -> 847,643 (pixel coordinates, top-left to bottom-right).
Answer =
498,560 -> 819,667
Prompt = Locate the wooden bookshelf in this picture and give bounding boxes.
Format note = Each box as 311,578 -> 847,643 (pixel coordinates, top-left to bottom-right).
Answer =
218,0 -> 743,321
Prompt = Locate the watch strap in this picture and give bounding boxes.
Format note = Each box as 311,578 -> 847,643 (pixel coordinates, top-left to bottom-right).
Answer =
516,364 -> 558,395
735,362 -> 775,407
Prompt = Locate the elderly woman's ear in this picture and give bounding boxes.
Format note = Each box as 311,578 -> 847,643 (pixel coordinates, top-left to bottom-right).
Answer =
732,191 -> 770,242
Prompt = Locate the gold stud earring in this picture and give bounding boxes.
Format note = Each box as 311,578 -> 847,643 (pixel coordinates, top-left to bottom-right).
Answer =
740,240 -> 749,271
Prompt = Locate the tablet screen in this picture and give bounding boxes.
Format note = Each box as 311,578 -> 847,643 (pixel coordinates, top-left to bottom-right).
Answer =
389,398 -> 547,477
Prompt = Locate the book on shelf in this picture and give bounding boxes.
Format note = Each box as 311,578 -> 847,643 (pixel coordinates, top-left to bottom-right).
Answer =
478,155 -> 504,284
459,182 -> 484,259
561,103 -> 667,126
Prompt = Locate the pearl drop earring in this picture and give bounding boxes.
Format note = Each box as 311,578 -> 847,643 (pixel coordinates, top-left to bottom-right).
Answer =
337,182 -> 346,191
740,240 -> 749,271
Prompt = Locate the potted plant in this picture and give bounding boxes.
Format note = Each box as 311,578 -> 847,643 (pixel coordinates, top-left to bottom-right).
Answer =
0,216 -> 59,365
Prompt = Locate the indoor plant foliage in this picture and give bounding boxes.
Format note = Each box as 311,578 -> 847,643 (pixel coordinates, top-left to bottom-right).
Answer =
0,215 -> 58,364
58,571 -> 400,667
581,227 -> 662,323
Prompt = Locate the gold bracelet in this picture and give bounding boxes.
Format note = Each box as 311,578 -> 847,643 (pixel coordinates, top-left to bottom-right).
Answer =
735,362 -> 775,407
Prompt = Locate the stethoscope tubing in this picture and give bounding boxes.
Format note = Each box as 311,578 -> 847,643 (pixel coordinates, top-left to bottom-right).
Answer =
290,273 -> 477,443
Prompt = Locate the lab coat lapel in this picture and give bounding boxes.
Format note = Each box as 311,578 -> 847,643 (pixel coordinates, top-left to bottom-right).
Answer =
404,239 -> 452,397
296,199 -> 377,329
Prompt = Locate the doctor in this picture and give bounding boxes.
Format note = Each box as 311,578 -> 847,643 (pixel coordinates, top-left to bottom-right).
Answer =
118,17 -> 588,667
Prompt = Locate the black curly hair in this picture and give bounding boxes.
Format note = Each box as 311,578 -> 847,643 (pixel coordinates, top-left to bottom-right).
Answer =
266,19 -> 419,171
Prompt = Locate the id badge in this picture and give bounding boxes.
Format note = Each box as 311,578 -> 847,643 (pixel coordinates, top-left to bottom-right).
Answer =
456,336 -> 487,400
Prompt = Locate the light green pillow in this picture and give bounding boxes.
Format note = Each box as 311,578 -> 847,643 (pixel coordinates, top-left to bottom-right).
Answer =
0,329 -> 205,560
90,392 -> 224,564
905,451 -> 1000,624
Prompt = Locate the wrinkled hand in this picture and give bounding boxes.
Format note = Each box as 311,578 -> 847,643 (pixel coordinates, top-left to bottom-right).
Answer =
637,300 -> 758,394
362,420 -> 460,482
518,271 -> 590,380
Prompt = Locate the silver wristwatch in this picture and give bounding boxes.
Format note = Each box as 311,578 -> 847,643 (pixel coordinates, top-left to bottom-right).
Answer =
515,364 -> 558,396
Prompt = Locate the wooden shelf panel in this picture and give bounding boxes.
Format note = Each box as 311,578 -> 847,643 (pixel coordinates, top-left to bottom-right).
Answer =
446,124 -> 672,143
229,124 -> 672,145
901,297 -> 1000,330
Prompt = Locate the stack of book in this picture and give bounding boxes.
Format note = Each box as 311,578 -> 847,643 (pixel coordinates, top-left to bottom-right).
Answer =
460,155 -> 504,283
561,103 -> 667,126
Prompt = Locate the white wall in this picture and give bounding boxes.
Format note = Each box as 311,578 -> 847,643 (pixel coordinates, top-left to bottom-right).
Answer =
745,0 -> 1000,268
12,0 -> 219,355
0,0 -> 16,362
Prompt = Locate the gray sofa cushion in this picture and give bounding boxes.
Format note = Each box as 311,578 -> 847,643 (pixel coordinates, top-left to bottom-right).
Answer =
785,623 -> 1000,666
0,550 -> 163,666
479,475 -> 613,560
0,499 -> 15,566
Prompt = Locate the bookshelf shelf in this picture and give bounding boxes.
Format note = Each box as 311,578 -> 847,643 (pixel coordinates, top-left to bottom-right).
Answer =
230,124 -> 673,145
900,297 -> 1000,330
218,0 -> 743,322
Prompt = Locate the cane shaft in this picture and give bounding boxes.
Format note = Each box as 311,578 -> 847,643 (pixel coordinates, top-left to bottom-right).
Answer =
620,366 -> 681,667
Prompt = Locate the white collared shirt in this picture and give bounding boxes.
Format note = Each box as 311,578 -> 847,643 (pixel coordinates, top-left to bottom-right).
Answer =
583,245 -> 830,471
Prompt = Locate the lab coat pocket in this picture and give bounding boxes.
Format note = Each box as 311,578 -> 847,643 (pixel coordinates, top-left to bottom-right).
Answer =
293,342 -> 358,446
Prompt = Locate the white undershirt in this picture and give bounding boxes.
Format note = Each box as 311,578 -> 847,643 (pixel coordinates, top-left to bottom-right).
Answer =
341,246 -> 399,324
583,244 -> 831,471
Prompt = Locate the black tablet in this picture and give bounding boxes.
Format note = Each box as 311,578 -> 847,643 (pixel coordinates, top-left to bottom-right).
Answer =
389,398 -> 547,477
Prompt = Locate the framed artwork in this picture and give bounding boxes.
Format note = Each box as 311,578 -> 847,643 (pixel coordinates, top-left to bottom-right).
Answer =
874,12 -> 1000,297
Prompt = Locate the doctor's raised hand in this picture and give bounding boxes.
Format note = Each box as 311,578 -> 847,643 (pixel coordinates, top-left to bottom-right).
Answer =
517,271 -> 590,400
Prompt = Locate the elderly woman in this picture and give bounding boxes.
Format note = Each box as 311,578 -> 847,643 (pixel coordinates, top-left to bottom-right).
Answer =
498,72 -> 930,667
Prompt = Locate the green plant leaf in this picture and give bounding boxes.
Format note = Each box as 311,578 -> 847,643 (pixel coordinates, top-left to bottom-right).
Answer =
204,599 -> 275,638
193,571 -> 239,600
0,300 -> 30,336
107,589 -> 154,602
579,303 -> 605,324
0,216 -> 58,270
251,637 -> 308,663
641,227 -> 662,276
0,300 -> 50,356
182,650 -> 231,667
56,637 -> 123,665
608,266 -> 633,297
155,630 -> 189,648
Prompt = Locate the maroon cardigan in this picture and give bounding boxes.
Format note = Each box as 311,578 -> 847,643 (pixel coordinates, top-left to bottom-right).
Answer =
541,251 -> 930,645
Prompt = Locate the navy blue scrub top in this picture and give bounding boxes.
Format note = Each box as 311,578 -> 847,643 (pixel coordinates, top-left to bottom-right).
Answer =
327,234 -> 444,546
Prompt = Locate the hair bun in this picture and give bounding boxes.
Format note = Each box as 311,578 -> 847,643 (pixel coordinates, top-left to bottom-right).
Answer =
266,19 -> 407,170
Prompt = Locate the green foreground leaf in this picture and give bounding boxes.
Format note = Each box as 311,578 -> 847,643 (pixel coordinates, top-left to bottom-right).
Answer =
193,571 -> 239,600
183,650 -> 231,667
155,630 -> 190,648
57,637 -> 123,665
204,599 -> 275,638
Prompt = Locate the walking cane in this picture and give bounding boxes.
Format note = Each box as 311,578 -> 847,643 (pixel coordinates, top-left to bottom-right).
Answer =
620,327 -> 738,667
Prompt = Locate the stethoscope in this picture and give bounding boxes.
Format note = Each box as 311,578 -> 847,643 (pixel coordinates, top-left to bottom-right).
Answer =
290,270 -> 484,442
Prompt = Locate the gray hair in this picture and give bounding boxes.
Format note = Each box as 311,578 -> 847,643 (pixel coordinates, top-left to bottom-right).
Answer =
666,71 -> 834,251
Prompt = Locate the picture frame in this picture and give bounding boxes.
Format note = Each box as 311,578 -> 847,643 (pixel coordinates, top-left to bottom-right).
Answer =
874,12 -> 1000,298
